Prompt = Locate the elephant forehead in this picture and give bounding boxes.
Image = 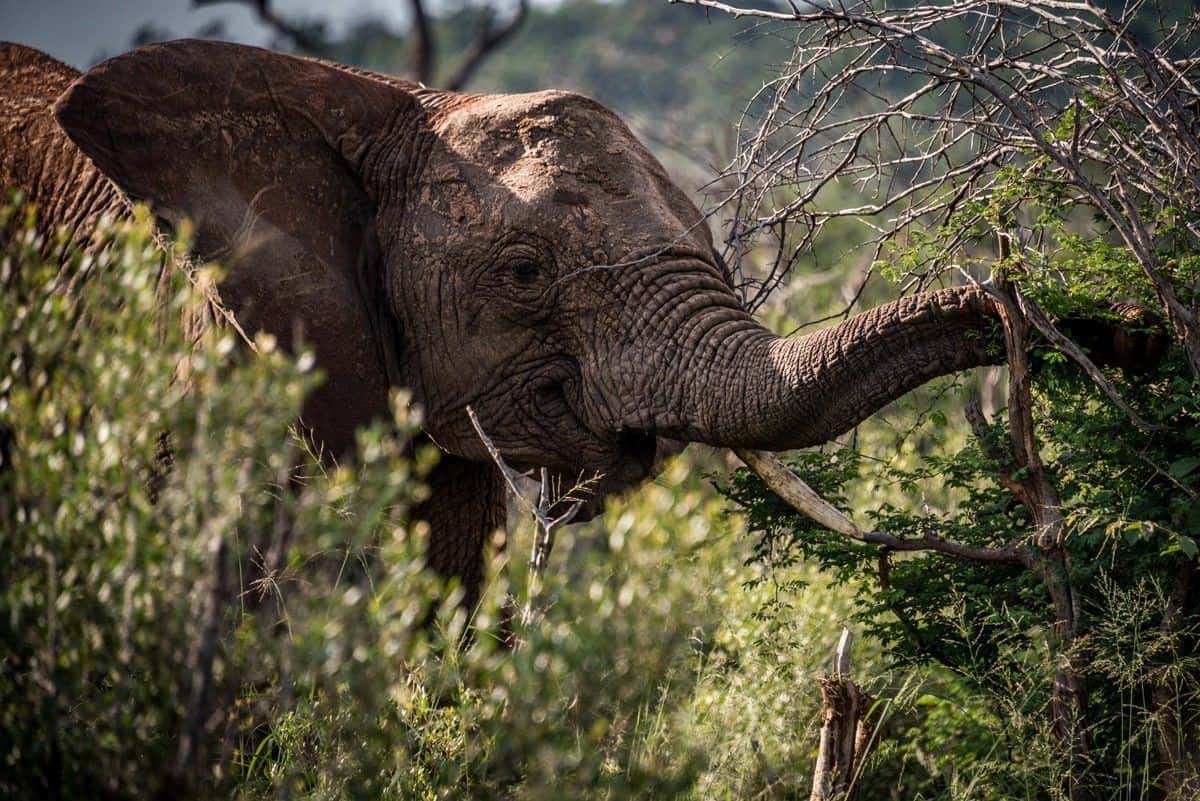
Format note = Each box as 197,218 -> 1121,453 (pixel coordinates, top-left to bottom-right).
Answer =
434,91 -> 666,203
423,90 -> 715,256
418,164 -> 687,260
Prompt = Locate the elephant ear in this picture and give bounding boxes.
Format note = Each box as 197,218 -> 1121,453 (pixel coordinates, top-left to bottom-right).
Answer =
54,39 -> 421,457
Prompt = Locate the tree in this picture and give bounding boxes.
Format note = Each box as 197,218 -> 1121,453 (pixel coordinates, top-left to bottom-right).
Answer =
194,0 -> 529,89
676,0 -> 1200,796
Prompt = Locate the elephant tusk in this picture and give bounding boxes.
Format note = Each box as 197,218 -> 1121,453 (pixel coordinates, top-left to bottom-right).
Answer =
733,448 -> 864,540
734,447 -> 1024,564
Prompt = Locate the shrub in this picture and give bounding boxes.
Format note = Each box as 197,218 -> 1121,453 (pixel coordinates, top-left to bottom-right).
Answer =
0,200 -> 865,800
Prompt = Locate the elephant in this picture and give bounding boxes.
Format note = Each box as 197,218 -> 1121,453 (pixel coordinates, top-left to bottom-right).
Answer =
0,40 -> 1164,611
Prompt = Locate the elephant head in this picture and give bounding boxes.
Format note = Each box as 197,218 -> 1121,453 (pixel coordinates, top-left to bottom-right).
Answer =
390,88 -> 1018,497
53,40 -> 1158,520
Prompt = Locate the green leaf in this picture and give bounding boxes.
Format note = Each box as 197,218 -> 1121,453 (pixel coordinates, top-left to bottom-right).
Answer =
1173,535 -> 1198,559
1169,456 -> 1200,480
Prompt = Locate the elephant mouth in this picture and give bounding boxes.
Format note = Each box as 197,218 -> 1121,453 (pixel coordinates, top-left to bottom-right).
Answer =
441,366 -> 671,524
541,427 -> 659,523
616,427 -> 658,478
528,372 -> 661,489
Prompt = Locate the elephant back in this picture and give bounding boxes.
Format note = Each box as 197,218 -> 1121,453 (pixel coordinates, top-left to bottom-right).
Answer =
0,42 -> 131,245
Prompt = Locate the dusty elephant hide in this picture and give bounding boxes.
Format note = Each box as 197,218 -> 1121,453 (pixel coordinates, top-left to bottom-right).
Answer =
0,41 -> 507,612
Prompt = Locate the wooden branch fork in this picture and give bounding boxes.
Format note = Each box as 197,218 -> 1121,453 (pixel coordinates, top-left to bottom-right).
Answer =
466,406 -> 583,623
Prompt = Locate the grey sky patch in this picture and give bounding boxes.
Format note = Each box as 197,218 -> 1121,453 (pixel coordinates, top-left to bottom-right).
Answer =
0,0 -> 414,67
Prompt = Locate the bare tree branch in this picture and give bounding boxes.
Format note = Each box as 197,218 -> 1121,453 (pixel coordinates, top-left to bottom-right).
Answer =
445,0 -> 530,91
195,0 -> 530,90
675,0 -> 1200,378
193,0 -> 324,54
734,448 -> 1023,563
407,0 -> 435,85
406,0 -> 530,89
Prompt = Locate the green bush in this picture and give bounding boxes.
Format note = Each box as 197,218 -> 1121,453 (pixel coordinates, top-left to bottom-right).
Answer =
0,200 -> 871,800
0,199 -> 447,797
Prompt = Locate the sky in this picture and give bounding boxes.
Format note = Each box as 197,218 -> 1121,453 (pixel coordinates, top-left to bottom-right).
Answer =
0,0 -> 537,68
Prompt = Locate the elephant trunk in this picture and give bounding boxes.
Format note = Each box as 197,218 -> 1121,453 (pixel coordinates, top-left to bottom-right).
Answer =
627,285 -> 1004,451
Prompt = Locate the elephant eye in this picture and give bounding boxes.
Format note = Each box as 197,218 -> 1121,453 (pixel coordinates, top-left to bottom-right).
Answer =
511,259 -> 541,285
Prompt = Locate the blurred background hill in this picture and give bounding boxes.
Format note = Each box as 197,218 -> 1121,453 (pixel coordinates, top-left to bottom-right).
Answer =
325,2 -> 789,144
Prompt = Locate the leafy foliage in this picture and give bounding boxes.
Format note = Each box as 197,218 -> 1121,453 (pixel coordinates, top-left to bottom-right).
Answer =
721,148 -> 1200,796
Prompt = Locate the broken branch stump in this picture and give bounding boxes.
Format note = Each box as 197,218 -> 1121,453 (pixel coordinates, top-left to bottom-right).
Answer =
810,627 -> 878,801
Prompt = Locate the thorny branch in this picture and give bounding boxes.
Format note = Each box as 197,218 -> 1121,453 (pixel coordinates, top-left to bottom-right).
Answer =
673,0 -> 1200,381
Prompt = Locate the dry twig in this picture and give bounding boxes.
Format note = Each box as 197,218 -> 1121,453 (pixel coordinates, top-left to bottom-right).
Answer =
466,406 -> 594,621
